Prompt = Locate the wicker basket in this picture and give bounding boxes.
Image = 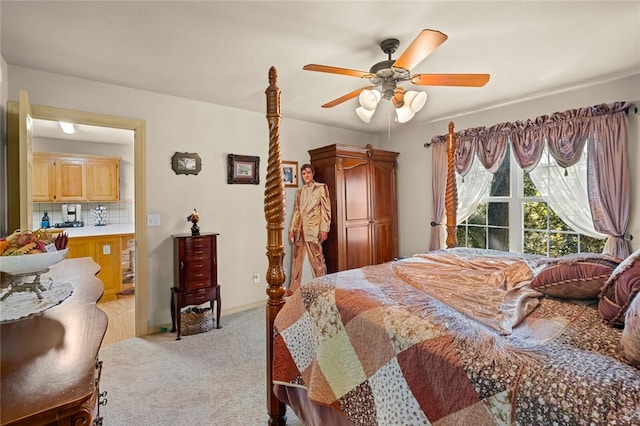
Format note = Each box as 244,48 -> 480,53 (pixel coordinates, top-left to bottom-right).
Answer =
180,307 -> 214,336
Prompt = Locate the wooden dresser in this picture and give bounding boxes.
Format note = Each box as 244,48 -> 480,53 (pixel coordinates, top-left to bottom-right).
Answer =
309,144 -> 399,273
171,232 -> 221,340
1,258 -> 108,426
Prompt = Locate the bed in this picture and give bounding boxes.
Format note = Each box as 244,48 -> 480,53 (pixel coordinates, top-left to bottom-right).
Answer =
263,68 -> 640,425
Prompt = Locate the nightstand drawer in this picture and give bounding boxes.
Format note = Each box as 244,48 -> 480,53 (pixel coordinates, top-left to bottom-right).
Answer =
184,260 -> 212,278
185,237 -> 212,254
181,286 -> 217,306
185,246 -> 211,260
184,279 -> 211,291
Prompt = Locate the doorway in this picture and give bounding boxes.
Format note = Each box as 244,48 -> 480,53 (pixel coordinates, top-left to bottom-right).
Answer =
34,119 -> 136,343
7,99 -> 149,339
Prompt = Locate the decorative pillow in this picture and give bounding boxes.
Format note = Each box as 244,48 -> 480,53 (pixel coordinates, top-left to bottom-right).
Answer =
528,253 -> 621,299
598,248 -> 640,325
621,292 -> 640,367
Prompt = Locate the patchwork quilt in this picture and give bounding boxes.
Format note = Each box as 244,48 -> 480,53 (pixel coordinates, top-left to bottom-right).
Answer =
273,250 -> 640,425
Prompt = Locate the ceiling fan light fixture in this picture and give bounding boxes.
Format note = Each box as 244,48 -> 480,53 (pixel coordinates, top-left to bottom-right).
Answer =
407,91 -> 427,113
358,89 -> 381,110
395,105 -> 415,123
356,106 -> 376,123
59,121 -> 76,134
392,90 -> 427,123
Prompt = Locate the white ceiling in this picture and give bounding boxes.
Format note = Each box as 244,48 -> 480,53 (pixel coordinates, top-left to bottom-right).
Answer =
2,1 -> 640,136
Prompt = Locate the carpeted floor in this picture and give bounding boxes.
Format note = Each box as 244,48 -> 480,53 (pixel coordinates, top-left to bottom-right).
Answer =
99,306 -> 303,425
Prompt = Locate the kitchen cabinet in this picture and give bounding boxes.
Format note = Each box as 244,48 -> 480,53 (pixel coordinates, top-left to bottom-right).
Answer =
56,156 -> 87,201
67,234 -> 124,301
87,157 -> 120,201
32,154 -> 56,202
32,152 -> 119,202
309,144 -> 399,273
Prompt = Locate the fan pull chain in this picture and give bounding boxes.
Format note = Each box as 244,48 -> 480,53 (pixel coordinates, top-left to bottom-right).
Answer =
388,102 -> 391,140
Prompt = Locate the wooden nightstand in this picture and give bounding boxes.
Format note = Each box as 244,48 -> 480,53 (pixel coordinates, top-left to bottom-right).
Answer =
170,232 -> 221,340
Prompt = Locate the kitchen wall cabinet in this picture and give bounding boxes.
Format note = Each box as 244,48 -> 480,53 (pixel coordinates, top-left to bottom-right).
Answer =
67,234 -> 124,301
56,156 -> 87,201
309,144 -> 399,273
33,152 -> 119,202
87,157 -> 120,201
32,154 -> 56,202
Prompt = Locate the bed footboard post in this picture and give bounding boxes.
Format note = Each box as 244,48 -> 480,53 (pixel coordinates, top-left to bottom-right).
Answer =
445,121 -> 458,248
264,66 -> 287,425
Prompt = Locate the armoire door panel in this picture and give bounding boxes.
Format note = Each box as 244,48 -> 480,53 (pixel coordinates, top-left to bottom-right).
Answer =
345,225 -> 372,269
373,222 -> 396,263
371,161 -> 396,221
342,160 -> 369,221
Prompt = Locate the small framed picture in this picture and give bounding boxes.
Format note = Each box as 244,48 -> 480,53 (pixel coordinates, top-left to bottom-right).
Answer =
172,152 -> 202,175
281,161 -> 298,188
227,154 -> 260,184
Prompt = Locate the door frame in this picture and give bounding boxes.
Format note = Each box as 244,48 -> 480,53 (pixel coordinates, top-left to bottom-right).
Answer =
7,101 -> 149,337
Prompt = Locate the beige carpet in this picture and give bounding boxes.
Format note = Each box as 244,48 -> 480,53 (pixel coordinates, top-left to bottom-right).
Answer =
99,306 -> 302,425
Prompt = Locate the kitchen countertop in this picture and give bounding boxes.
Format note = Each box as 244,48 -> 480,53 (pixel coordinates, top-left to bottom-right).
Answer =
50,223 -> 134,238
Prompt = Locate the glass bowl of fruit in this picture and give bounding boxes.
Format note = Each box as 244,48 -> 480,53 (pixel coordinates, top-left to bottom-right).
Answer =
0,230 -> 69,275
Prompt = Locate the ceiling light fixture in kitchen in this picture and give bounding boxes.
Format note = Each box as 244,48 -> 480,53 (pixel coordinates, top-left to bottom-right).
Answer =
59,121 -> 76,134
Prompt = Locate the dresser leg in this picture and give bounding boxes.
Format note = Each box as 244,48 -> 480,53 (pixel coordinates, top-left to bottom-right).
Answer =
170,289 -> 177,333
176,307 -> 182,341
215,286 -> 221,328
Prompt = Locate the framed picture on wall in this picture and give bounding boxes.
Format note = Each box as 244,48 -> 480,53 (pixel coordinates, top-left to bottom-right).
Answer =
172,152 -> 202,175
227,154 -> 260,184
281,161 -> 298,188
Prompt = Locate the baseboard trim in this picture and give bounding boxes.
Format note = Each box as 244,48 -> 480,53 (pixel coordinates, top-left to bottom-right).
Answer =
221,300 -> 265,316
151,300 -> 266,335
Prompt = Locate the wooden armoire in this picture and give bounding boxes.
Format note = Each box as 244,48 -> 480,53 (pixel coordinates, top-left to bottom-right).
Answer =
309,144 -> 399,273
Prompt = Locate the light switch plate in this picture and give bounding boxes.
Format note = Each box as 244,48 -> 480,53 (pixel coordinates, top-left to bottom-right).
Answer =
147,214 -> 161,227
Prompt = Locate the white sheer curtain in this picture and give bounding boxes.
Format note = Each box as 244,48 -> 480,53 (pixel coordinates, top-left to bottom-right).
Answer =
529,145 -> 605,239
455,157 -> 492,225
429,142 -> 448,250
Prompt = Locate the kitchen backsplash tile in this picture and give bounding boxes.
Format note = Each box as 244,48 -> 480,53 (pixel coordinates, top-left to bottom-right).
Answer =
33,201 -> 134,229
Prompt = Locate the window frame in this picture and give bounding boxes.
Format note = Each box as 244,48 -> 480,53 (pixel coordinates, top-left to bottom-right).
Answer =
456,145 -> 605,255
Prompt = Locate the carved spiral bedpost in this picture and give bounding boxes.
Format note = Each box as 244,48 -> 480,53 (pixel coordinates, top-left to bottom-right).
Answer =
445,121 -> 458,248
264,66 -> 287,425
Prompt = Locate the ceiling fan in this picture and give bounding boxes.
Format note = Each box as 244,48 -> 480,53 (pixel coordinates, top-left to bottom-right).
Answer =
303,29 -> 490,123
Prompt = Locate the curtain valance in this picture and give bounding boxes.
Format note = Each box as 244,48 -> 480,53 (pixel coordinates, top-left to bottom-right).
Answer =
430,101 -> 634,176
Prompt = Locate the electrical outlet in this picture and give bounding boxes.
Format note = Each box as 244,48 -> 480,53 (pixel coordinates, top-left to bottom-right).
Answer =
147,214 -> 161,227
103,244 -> 111,255
253,273 -> 260,284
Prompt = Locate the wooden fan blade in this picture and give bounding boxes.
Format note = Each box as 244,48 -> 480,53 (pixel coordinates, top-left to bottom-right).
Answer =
321,86 -> 374,108
303,64 -> 371,78
393,29 -> 448,71
411,74 -> 491,87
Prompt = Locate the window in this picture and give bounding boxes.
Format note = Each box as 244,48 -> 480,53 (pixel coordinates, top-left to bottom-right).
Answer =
456,144 -> 606,256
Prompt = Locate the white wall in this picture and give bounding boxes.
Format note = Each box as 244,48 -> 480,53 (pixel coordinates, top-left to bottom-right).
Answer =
0,2 -> 4,233
7,65 -> 376,328
0,54 -> 8,234
386,73 -> 640,256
